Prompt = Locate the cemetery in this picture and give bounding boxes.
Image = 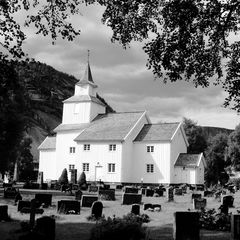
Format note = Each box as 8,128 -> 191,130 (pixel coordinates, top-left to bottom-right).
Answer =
1,182 -> 240,240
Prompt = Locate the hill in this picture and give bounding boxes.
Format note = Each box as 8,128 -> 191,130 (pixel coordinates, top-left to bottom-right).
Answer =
202,126 -> 233,141
16,61 -> 114,163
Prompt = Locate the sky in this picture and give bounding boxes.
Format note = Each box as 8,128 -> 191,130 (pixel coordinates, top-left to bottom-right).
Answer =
17,3 -> 240,129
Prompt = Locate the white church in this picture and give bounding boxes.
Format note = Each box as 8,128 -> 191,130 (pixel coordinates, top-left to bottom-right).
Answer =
38,62 -> 206,185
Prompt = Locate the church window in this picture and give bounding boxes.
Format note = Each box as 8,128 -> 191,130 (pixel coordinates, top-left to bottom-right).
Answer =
83,144 -> 90,151
83,163 -> 89,172
69,147 -> 75,153
108,163 -> 115,173
146,164 -> 154,173
74,104 -> 80,114
147,146 -> 154,152
69,164 -> 75,171
109,144 -> 116,151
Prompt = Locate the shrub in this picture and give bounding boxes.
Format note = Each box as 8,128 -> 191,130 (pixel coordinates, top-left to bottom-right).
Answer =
89,213 -> 149,240
77,171 -> 86,186
58,168 -> 68,185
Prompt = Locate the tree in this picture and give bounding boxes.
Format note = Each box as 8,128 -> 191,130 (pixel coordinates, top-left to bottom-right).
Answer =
182,118 -> 208,154
58,168 -> 68,184
205,133 -> 229,187
77,171 -> 87,186
228,124 -> 240,170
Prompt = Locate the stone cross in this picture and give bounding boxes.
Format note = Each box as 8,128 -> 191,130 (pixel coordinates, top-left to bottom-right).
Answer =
29,199 -> 37,229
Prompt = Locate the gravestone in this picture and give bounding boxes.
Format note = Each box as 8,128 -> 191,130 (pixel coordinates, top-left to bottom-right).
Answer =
35,216 -> 55,240
125,187 -> 138,194
196,185 -> 204,191
4,187 -> 18,198
98,189 -> 115,200
193,198 -> 207,210
0,205 -> 8,221
91,201 -> 103,219
174,188 -> 183,196
231,214 -> 240,240
18,200 -> 31,212
58,200 -> 80,214
219,204 -> 229,215
143,203 -> 153,211
145,189 -> 154,197
37,172 -> 43,189
168,187 -> 174,202
81,195 -> 99,208
173,211 -> 200,240
222,195 -> 234,207
70,169 -> 77,184
35,193 -> 52,207
204,190 -> 214,197
116,185 -> 123,190
155,189 -> 164,197
88,185 -> 99,193
122,193 -> 142,205
141,188 -> 147,195
131,204 -> 140,215
75,190 -> 83,200
192,193 -> 202,203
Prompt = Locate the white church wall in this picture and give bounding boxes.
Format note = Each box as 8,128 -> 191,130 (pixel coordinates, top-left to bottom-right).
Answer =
39,150 -> 56,181
196,159 -> 205,184
76,142 -> 122,183
133,142 -> 171,184
75,84 -> 97,96
121,113 -> 149,183
62,102 -> 91,124
174,167 -> 197,184
171,126 -> 188,183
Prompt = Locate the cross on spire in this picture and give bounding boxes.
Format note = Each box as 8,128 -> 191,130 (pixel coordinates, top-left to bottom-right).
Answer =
87,49 -> 90,63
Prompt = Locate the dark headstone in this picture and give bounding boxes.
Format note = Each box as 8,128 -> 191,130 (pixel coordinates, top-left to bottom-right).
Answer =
35,216 -> 55,240
222,195 -> 234,207
125,187 -> 138,194
21,207 -> 44,214
4,187 -> 18,198
155,189 -> 164,197
88,185 -> 99,192
143,203 -> 153,211
193,198 -> 207,210
0,205 -> 8,221
75,190 -> 83,200
122,193 -> 142,205
18,200 -> 31,212
91,201 -> 103,219
116,185 -> 123,190
141,188 -> 147,195
70,169 -> 77,184
174,188 -> 183,196
219,204 -> 229,215
146,189 -> 154,197
196,185 -> 204,191
131,204 -> 140,215
192,193 -> 202,203
103,184 -> 110,190
58,200 -> 80,214
204,190 -> 214,197
168,187 -> 174,202
173,211 -> 200,240
98,189 -> 115,200
81,195 -> 99,208
41,183 -> 48,190
35,193 -> 52,207
231,214 -> 240,240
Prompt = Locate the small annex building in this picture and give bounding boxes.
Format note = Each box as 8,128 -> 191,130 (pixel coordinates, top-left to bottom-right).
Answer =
38,62 -> 205,185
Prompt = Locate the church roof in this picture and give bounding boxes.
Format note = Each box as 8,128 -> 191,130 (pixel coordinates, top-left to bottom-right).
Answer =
174,153 -> 204,168
74,111 -> 146,142
134,122 -> 180,142
63,95 -> 106,106
76,62 -> 97,87
54,123 -> 90,132
38,136 -> 56,150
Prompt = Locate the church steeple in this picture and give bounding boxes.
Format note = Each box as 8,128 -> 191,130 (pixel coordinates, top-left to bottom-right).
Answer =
77,62 -> 96,86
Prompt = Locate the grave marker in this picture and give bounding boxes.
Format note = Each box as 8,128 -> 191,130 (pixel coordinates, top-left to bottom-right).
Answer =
231,214 -> 240,240
192,193 -> 202,203
131,204 -> 140,215
35,193 -> 52,207
58,200 -> 80,214
222,195 -> 234,207
0,205 -> 8,221
70,169 -> 77,184
98,189 -> 115,201
193,198 -> 207,210
219,204 -> 229,215
122,193 -> 142,205
81,195 -> 99,208
125,187 -> 138,194
75,190 -> 83,200
173,211 -> 200,240
145,189 -> 154,197
168,187 -> 174,202
35,216 -> 55,240
143,203 -> 153,211
155,189 -> 164,197
174,188 -> 183,196
91,201 -> 103,219
37,171 -> 43,189
88,185 -> 99,193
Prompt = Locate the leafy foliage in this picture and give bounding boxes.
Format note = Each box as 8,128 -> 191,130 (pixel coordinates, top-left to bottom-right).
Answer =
58,168 -> 68,184
89,213 -> 149,240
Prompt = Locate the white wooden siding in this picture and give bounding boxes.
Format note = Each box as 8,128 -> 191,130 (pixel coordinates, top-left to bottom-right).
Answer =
39,150 -> 56,181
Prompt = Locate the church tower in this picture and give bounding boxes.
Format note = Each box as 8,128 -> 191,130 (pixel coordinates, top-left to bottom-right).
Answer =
61,62 -> 106,124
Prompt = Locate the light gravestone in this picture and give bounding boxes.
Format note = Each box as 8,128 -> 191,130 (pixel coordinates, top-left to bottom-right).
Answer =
231,214 -> 240,240
193,198 -> 207,210
168,187 -> 174,202
131,204 -> 140,215
37,172 -> 43,188
91,201 -> 103,219
81,195 -> 99,208
173,211 -> 200,240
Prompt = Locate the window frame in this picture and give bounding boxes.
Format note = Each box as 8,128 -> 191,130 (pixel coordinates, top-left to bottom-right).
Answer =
69,164 -> 75,171
69,147 -> 75,154
82,163 -> 90,172
108,163 -> 116,173
109,144 -> 116,151
147,145 -> 154,153
146,164 -> 154,173
83,144 -> 90,151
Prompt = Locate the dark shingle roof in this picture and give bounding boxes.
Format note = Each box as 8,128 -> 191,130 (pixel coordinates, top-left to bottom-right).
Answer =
63,95 -> 106,106
134,123 -> 180,142
76,62 -> 97,87
74,111 -> 145,142
54,123 -> 90,132
38,136 -> 56,150
174,153 -> 202,167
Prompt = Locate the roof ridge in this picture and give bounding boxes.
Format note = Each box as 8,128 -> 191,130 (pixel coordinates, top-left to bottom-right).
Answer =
107,111 -> 145,114
144,122 -> 180,125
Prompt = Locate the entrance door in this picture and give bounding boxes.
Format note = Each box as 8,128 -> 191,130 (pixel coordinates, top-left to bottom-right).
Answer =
95,165 -> 103,182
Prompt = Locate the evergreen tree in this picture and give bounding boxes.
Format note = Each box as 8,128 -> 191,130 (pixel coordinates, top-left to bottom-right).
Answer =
58,168 -> 68,185
78,171 -> 87,186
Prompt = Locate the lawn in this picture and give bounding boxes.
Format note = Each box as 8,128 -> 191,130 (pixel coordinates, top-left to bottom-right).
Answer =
0,188 -> 238,240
